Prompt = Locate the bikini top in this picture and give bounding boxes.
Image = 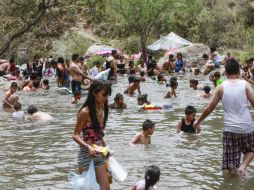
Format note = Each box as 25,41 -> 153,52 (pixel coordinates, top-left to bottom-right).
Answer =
83,123 -> 105,144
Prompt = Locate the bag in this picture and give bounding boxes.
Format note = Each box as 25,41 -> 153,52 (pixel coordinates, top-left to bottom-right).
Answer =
108,157 -> 128,183
68,161 -> 100,190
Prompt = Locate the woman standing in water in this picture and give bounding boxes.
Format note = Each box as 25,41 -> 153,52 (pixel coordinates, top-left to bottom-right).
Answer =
72,81 -> 111,190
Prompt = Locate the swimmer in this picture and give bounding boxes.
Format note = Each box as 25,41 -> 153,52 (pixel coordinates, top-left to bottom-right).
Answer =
27,105 -> 53,121
3,82 -> 19,108
198,86 -> 212,98
124,77 -> 141,96
42,79 -> 50,90
33,79 -> 41,90
177,106 -> 200,133
23,80 -> 34,92
132,165 -> 160,190
130,119 -> 155,145
210,71 -> 224,87
137,94 -> 150,106
13,102 -> 24,121
157,74 -> 167,84
71,90 -> 82,104
189,79 -> 202,90
109,93 -> 127,109
165,77 -> 178,98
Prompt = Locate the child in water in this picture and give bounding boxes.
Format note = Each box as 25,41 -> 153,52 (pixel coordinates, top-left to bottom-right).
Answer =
42,79 -> 50,90
177,106 -> 200,133
140,71 -> 146,82
3,82 -> 19,108
130,119 -> 155,145
157,74 -> 167,84
71,90 -> 81,104
12,102 -> 24,122
198,86 -> 212,98
189,79 -> 199,90
27,105 -> 53,121
109,93 -> 127,109
210,71 -> 224,87
165,77 -> 178,98
137,94 -> 150,105
132,165 -> 160,190
125,77 -> 141,96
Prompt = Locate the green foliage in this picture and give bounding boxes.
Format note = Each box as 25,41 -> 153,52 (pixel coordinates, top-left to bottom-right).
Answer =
51,31 -> 93,59
86,55 -> 106,69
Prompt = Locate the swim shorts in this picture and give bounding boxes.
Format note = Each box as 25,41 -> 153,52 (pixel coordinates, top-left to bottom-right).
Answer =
222,131 -> 254,170
77,146 -> 106,170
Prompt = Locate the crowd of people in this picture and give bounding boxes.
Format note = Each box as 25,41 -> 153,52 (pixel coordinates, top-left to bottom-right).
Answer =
1,45 -> 254,190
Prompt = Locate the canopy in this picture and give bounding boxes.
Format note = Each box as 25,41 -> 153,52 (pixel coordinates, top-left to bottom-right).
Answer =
147,32 -> 193,51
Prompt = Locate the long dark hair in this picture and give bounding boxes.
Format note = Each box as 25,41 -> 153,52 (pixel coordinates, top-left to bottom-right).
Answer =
80,80 -> 111,133
145,165 -> 160,190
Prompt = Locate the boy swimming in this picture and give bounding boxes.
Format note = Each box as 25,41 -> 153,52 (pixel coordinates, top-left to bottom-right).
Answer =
177,106 -> 200,133
125,77 -> 141,96
137,94 -> 150,106
12,102 -> 24,122
109,93 -> 127,109
198,86 -> 212,98
165,77 -> 178,98
27,105 -> 53,121
3,82 -> 19,108
130,119 -> 155,145
42,79 -> 50,90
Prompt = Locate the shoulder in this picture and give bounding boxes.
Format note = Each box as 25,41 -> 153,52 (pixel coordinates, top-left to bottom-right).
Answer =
79,107 -> 89,117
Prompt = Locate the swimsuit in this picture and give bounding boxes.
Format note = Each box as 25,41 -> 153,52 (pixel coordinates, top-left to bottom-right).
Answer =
181,118 -> 196,133
175,60 -> 184,72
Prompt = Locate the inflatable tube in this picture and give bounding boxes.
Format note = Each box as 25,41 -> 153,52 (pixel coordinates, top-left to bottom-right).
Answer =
57,87 -> 72,95
139,103 -> 172,110
94,68 -> 111,81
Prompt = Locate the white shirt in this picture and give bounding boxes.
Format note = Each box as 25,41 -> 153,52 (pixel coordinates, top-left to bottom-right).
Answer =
90,66 -> 99,78
136,180 -> 155,190
222,80 -> 254,133
13,111 -> 24,121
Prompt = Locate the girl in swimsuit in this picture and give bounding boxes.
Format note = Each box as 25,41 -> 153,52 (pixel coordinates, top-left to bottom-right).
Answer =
72,81 -> 111,190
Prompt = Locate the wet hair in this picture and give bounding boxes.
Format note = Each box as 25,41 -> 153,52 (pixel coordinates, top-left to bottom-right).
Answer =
138,94 -> 148,102
185,106 -> 197,115
14,102 -> 22,111
9,57 -> 15,64
28,105 -> 38,115
225,58 -> 240,75
144,165 -> 160,190
42,79 -> 49,86
170,77 -> 178,87
10,82 -> 18,88
202,53 -> 209,60
169,54 -> 174,60
140,71 -> 145,77
80,80 -> 111,134
114,93 -> 123,101
79,56 -> 84,62
210,46 -> 216,52
157,74 -> 164,82
58,57 -> 64,64
128,75 -> 135,84
213,71 -> 221,78
133,77 -> 141,83
111,49 -> 117,55
143,119 -> 155,131
74,90 -> 81,97
33,80 -> 40,88
72,54 -> 79,62
204,86 -> 211,94
189,79 -> 199,85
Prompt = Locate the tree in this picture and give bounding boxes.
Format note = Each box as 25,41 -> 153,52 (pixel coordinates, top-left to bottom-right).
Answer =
0,0 -> 73,57
110,0 -> 173,63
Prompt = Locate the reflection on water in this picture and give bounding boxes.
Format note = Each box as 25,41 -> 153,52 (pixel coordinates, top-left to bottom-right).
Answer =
0,75 -> 254,190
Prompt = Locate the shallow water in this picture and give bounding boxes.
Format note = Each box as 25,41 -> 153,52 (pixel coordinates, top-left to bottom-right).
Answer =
0,74 -> 254,190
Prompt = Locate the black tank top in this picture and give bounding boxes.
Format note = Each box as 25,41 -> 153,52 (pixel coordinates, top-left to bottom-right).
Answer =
181,118 -> 196,133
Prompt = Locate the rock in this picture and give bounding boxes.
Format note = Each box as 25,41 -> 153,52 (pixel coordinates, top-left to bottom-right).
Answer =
17,45 -> 29,65
157,43 -> 210,68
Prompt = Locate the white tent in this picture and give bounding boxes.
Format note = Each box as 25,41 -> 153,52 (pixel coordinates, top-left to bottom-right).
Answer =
147,32 -> 193,51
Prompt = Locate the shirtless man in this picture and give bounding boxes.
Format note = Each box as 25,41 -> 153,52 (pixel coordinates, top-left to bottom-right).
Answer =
0,58 -> 15,76
27,105 -> 53,121
69,54 -> 92,94
130,119 -> 155,145
79,56 -> 89,75
3,82 -> 19,108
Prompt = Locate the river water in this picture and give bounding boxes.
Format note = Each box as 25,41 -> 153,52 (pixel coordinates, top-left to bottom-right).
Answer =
0,74 -> 254,190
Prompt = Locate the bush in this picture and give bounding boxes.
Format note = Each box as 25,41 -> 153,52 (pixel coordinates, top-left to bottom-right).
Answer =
86,55 -> 106,69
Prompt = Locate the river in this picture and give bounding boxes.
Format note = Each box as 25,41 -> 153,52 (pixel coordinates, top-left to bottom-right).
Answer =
0,74 -> 254,190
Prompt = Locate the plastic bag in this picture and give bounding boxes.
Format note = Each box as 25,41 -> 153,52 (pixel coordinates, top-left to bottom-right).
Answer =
94,68 -> 111,81
108,156 -> 128,183
92,144 -> 109,157
68,161 -> 100,190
